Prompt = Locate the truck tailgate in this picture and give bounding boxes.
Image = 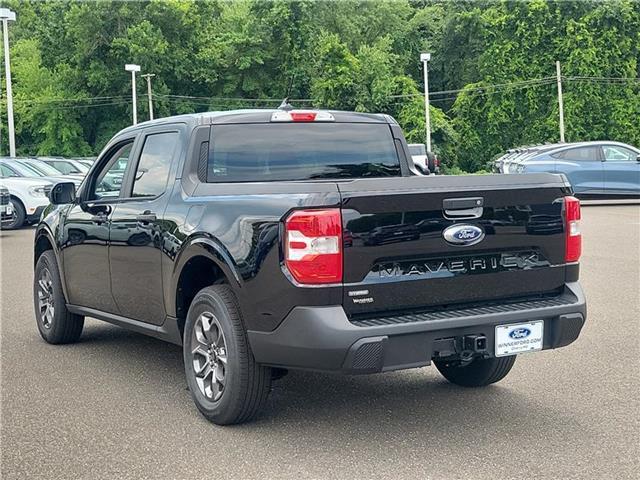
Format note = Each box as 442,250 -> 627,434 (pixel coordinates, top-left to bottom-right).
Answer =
338,173 -> 572,318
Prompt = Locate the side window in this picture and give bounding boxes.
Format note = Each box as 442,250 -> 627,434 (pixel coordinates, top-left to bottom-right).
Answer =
603,145 -> 635,162
0,164 -> 19,178
92,142 -> 134,200
131,132 -> 178,198
52,161 -> 79,174
553,147 -> 600,162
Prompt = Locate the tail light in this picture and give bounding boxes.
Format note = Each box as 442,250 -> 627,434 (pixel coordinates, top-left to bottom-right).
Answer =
284,209 -> 343,284
564,196 -> 581,262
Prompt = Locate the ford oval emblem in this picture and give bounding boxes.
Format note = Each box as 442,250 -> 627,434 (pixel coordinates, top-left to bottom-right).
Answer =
509,328 -> 531,339
442,224 -> 485,246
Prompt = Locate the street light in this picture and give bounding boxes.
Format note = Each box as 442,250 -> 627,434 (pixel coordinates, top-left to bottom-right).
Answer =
125,64 -> 141,125
1,7 -> 16,157
420,52 -> 432,153
141,73 -> 155,121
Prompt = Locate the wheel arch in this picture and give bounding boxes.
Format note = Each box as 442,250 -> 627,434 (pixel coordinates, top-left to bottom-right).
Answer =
34,226 -> 72,305
34,226 -> 57,268
171,236 -> 242,335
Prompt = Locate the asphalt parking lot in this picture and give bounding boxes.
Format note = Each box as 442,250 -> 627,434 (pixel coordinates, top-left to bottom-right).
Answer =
1,205 -> 639,479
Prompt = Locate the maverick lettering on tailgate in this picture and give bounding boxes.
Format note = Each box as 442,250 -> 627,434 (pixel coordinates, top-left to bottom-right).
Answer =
375,251 -> 549,279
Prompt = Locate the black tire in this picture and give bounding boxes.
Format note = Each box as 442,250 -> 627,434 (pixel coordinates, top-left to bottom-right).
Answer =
183,285 -> 271,425
33,251 -> 84,344
3,198 -> 26,230
435,355 -> 516,387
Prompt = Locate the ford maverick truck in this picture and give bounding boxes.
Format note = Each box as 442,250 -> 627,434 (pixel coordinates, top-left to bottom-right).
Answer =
33,108 -> 586,424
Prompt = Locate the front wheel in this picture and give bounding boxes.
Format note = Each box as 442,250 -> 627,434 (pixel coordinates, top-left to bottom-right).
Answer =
33,251 -> 84,344
183,286 -> 271,425
2,199 -> 25,230
434,355 -> 516,387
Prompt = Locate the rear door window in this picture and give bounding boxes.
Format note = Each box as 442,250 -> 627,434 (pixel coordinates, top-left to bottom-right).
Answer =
552,147 -> 600,161
208,123 -> 400,182
131,132 -> 179,197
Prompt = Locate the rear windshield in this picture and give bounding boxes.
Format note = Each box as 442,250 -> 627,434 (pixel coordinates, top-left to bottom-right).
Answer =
208,123 -> 400,182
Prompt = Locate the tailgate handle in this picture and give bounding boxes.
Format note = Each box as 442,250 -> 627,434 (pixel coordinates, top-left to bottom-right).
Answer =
443,197 -> 484,219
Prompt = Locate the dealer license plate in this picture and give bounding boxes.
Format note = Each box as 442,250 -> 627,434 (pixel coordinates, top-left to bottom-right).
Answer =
495,321 -> 544,357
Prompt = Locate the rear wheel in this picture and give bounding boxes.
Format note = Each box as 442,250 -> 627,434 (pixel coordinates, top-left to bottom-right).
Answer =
33,251 -> 84,344
434,355 -> 516,387
183,285 -> 271,425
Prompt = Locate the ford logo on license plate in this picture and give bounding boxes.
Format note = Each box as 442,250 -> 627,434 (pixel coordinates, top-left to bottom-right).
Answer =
443,224 -> 485,246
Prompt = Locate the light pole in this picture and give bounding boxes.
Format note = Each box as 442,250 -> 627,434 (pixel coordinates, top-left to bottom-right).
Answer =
555,61 -> 565,143
420,52 -> 432,152
141,73 -> 155,121
1,8 -> 16,157
125,64 -> 140,125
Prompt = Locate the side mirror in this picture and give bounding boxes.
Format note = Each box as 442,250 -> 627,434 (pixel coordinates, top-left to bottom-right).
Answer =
49,182 -> 76,205
636,154 -> 640,162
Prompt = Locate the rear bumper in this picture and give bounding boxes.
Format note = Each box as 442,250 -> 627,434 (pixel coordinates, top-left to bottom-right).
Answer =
248,282 -> 586,374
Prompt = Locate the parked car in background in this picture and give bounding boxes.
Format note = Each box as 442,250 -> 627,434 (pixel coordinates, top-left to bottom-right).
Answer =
18,157 -> 85,183
494,144 -> 563,174
0,185 -> 12,226
0,158 -> 83,188
77,160 -> 93,169
37,157 -> 89,176
0,176 -> 52,229
408,143 -> 440,174
73,157 -> 97,169
498,141 -> 639,198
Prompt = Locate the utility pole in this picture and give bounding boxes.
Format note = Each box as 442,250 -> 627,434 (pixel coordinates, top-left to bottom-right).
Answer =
141,73 -> 155,121
556,61 -> 565,143
125,64 -> 140,125
420,53 -> 432,152
1,8 -> 16,157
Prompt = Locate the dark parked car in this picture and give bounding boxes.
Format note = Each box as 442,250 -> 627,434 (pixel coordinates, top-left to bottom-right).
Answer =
34,108 -> 586,425
497,141 -> 639,198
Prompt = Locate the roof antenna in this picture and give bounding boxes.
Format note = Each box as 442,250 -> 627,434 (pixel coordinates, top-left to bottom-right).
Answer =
279,74 -> 296,111
278,98 -> 294,111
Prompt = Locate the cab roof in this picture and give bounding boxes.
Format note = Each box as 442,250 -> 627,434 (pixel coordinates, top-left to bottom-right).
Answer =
116,109 -> 396,137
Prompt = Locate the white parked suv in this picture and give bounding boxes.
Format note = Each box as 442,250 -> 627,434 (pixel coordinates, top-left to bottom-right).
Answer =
0,176 -> 53,229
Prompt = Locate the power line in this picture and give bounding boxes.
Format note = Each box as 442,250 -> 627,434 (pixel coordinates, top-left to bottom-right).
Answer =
389,77 -> 557,99
2,76 -> 636,111
565,75 -> 639,82
12,95 -> 130,105
154,93 -> 313,103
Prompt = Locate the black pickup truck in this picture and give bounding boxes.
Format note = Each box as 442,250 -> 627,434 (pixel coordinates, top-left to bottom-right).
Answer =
33,108 -> 586,425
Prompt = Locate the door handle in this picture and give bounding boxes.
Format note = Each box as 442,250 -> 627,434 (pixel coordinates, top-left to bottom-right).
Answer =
90,212 -> 108,224
136,211 -> 157,224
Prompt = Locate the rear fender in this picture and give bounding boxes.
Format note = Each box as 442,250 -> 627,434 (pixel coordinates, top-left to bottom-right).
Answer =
168,235 -> 242,317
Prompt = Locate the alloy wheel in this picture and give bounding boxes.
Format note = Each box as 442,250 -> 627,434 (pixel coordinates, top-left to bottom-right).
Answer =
5,201 -> 20,229
191,312 -> 228,401
37,267 -> 55,329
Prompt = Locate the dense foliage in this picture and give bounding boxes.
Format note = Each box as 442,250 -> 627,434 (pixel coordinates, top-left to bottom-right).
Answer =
1,0 -> 638,172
